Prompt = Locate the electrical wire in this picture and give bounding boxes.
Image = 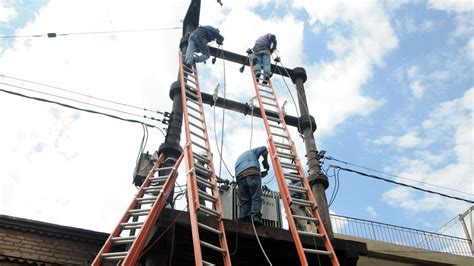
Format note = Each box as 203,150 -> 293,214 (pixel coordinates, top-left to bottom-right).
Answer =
328,167 -> 341,207
330,165 -> 474,204
132,124 -> 149,185
0,26 -> 181,39
1,74 -> 164,115
0,87 -> 164,131
251,217 -> 272,265
218,44 -> 227,178
212,104 -> 235,179
324,156 -> 474,197
0,82 -> 163,123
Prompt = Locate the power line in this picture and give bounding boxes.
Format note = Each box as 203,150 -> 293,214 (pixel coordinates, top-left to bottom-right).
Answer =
0,26 -> 181,39
0,82 -> 162,123
0,74 -> 164,115
330,165 -> 474,204
325,155 -> 474,197
0,87 -> 164,132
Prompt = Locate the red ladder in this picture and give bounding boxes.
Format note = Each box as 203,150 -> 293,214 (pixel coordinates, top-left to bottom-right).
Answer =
92,153 -> 184,265
249,62 -> 339,266
179,52 -> 232,266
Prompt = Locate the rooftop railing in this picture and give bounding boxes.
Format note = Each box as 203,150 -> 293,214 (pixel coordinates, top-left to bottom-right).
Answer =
331,214 -> 473,257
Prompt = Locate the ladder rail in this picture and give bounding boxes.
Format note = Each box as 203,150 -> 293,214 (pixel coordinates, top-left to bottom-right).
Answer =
249,61 -> 339,266
178,52 -> 231,266
92,154 -> 165,265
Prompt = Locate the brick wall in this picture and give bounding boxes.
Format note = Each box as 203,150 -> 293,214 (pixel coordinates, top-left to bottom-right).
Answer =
0,215 -> 107,265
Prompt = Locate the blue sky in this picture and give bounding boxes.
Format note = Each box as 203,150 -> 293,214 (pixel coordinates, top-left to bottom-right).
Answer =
0,0 -> 472,240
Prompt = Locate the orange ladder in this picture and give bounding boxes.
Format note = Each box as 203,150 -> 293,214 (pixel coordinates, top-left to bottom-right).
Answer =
92,153 -> 184,265
179,52 -> 231,266
249,62 -> 339,266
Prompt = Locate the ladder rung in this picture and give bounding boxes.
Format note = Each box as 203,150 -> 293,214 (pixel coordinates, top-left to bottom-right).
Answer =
267,116 -> 281,122
155,166 -> 174,172
111,236 -> 136,244
288,184 -> 308,194
187,103 -> 201,114
195,164 -> 212,176
121,221 -> 144,229
136,196 -> 157,204
149,176 -> 168,183
182,64 -> 194,72
187,97 -> 200,105
101,251 -> 128,260
293,214 -> 319,223
298,230 -> 324,238
189,121 -> 205,131
185,83 -> 197,91
272,132 -> 287,139
260,94 -> 274,100
188,112 -> 203,122
190,130 -> 206,141
193,153 -> 210,165
184,76 -> 197,85
186,90 -> 199,100
203,260 -> 216,266
198,204 -> 221,217
284,173 -> 303,181
200,240 -> 226,254
269,124 -> 284,130
281,162 -> 298,170
182,68 -> 196,77
143,186 -> 163,193
292,198 -> 313,207
262,101 -> 277,107
198,222 -> 223,235
277,151 -> 294,160
198,189 -> 217,203
196,175 -> 214,189
191,141 -> 208,152
303,248 -> 332,256
259,83 -> 271,89
128,209 -> 151,216
275,142 -> 291,150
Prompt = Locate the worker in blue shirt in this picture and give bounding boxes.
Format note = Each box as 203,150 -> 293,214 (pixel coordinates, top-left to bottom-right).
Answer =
185,25 -> 224,66
251,33 -> 277,83
234,146 -> 270,224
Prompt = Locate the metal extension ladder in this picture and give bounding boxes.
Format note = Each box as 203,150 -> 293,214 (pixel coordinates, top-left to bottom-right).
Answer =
179,52 -> 232,266
249,62 -> 340,266
92,153 -> 184,265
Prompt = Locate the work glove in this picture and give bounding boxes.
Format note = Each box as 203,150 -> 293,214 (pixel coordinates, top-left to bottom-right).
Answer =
262,160 -> 270,171
217,40 -> 223,45
261,170 -> 268,178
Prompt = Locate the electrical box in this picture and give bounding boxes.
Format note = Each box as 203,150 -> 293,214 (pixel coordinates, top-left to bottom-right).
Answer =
219,185 -> 283,228
133,152 -> 154,186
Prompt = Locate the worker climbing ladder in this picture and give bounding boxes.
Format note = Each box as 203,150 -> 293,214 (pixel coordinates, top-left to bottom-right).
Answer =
92,153 -> 184,265
178,52 -> 232,266
249,61 -> 340,266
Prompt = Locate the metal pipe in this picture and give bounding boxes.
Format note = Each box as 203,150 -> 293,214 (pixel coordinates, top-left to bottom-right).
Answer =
291,67 -> 334,239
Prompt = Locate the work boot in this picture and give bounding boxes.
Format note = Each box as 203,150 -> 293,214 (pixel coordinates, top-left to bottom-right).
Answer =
255,72 -> 261,82
252,215 -> 263,225
262,75 -> 270,85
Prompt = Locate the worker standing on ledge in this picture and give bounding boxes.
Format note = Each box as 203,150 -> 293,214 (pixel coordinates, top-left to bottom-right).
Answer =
251,33 -> 277,84
185,25 -> 224,66
234,146 -> 270,225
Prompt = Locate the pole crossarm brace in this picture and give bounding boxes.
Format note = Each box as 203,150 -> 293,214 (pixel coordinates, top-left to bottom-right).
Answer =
209,47 -> 295,79
200,91 -> 301,128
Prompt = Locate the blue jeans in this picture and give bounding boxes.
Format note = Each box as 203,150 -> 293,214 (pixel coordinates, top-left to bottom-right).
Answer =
185,31 -> 210,65
252,49 -> 271,77
238,175 -> 262,219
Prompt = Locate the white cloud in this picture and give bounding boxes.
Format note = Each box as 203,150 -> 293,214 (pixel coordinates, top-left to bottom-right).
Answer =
428,0 -> 474,13
395,132 -> 422,148
409,80 -> 424,98
0,1 -> 16,23
292,0 -> 397,134
382,88 -> 474,213
365,206 -> 379,217
466,37 -> 474,62
373,135 -> 395,145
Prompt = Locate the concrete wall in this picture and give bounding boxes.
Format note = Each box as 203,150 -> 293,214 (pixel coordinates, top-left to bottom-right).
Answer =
337,234 -> 474,266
